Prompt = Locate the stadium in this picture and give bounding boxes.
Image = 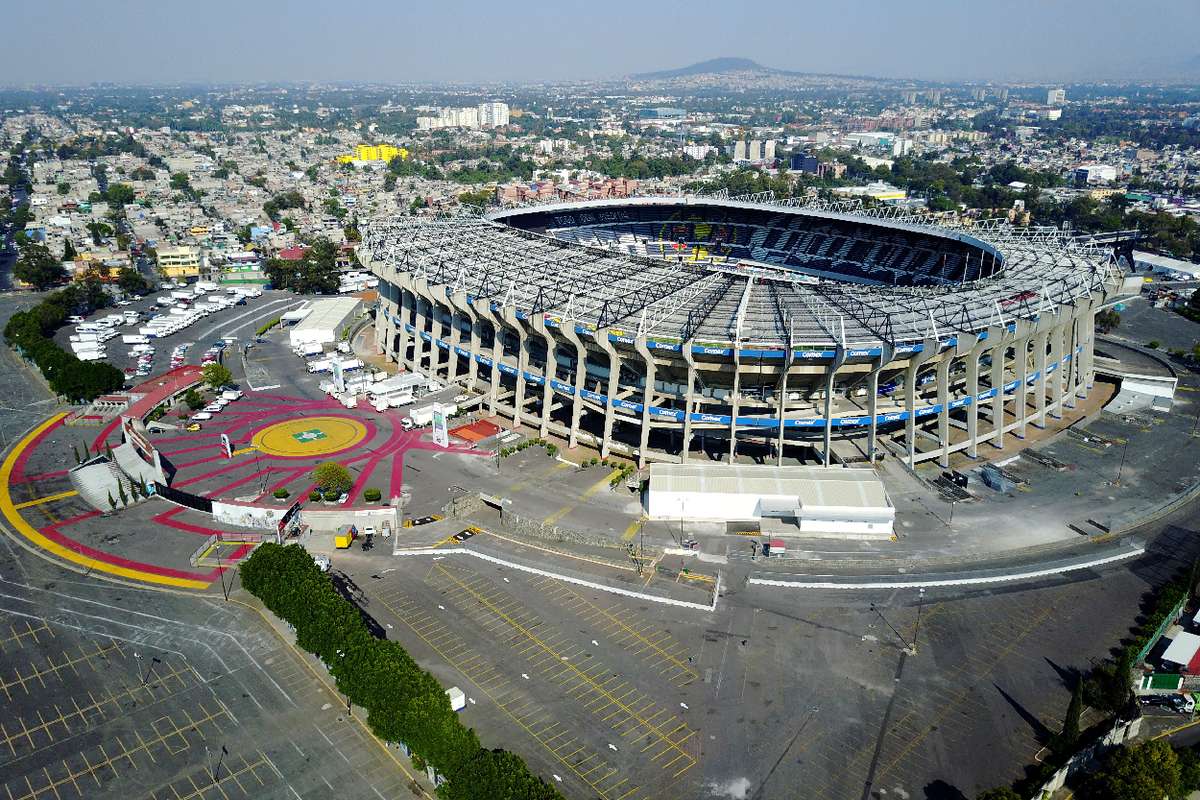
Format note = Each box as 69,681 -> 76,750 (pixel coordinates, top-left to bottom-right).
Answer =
360,195 -> 1123,467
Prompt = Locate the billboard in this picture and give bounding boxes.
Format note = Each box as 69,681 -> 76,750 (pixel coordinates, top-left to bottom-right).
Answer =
431,405 -> 449,448
332,358 -> 345,394
220,433 -> 233,459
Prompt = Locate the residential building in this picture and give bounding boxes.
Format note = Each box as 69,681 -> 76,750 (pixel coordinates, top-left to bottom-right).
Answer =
156,246 -> 202,280
1047,88 -> 1067,106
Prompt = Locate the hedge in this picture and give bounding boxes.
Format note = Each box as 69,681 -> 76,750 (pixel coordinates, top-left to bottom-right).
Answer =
256,317 -> 281,336
240,544 -> 563,800
363,487 -> 382,502
3,280 -> 126,402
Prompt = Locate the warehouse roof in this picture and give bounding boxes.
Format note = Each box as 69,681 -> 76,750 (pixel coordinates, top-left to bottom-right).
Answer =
648,463 -> 891,511
290,297 -> 362,334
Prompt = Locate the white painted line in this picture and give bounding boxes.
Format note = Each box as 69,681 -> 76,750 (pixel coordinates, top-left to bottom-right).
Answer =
249,384 -> 282,392
748,545 -> 1144,590
391,548 -> 718,612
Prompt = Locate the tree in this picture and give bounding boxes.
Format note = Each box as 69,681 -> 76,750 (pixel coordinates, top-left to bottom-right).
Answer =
62,239 -> 77,261
14,242 -> 68,290
312,462 -> 353,494
56,181 -> 70,195
104,183 -> 136,206
116,267 -> 150,296
183,388 -> 204,410
202,362 -> 233,389
1095,309 -> 1120,333
975,789 -> 1021,800
169,172 -> 191,191
86,221 -> 113,246
1077,739 -> 1183,800
264,237 -> 340,294
1058,676 -> 1083,752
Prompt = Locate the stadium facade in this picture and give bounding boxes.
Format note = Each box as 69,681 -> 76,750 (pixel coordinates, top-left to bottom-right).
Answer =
360,196 -> 1122,467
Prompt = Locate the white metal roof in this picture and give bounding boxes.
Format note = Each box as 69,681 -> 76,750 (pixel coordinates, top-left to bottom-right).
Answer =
290,297 -> 362,334
648,463 -> 891,511
1162,631 -> 1200,666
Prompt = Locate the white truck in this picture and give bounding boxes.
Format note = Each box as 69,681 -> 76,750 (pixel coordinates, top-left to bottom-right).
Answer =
121,334 -> 150,345
306,359 -> 333,374
407,402 -> 457,428
337,358 -> 364,373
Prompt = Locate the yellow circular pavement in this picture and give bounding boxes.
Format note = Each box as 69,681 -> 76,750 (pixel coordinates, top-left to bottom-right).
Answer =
251,416 -> 368,457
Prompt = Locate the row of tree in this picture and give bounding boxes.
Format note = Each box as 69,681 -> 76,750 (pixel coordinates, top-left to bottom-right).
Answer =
239,543 -> 563,800
263,236 -> 342,294
3,278 -> 126,402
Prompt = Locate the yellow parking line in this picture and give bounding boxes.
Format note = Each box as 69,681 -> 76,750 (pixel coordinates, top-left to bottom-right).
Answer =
0,414 -> 209,590
231,446 -> 256,456
621,518 -> 642,542
13,490 -> 77,510
544,469 -> 619,525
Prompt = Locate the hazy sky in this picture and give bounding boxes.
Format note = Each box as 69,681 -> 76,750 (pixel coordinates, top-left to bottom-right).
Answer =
3,0 -> 1197,86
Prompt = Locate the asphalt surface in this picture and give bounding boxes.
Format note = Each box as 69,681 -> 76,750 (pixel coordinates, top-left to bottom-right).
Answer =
6,286 -> 1200,798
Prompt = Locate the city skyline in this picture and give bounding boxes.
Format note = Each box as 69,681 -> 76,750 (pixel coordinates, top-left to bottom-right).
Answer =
2,0 -> 1199,87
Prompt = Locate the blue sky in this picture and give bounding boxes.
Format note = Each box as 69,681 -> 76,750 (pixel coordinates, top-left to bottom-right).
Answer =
3,0 -> 1197,85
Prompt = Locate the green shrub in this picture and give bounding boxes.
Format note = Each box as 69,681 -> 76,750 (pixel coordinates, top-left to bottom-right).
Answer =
273,488 -> 289,499
363,487 -> 382,502
239,544 -> 563,799
308,490 -> 322,502
1148,340 -> 1161,349
546,444 -> 558,458
256,317 -> 281,336
323,489 -> 342,502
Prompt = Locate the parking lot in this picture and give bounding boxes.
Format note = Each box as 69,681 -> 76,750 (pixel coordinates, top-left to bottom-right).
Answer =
0,564 -> 429,800
52,287 -> 305,384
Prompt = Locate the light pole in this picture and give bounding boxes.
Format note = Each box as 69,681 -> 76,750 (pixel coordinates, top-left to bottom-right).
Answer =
1115,436 -> 1130,486
912,588 -> 926,655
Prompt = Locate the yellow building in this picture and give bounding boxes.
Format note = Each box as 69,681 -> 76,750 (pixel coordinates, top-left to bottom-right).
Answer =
157,246 -> 202,280
336,143 -> 408,164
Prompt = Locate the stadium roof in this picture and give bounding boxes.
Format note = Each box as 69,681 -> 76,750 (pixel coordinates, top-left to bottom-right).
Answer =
360,196 -> 1120,349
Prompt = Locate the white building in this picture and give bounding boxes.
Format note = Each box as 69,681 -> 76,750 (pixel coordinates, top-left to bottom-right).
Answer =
646,464 -> 895,539
1074,164 -> 1117,185
1047,88 -> 1067,106
288,297 -> 363,348
416,102 -> 509,131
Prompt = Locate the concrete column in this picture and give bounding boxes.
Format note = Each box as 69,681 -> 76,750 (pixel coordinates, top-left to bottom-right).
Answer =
903,339 -> 938,467
822,348 -> 847,467
728,353 -> 742,464
865,344 -> 894,464
935,353 -> 953,468
1083,298 -> 1098,391
1049,321 -> 1066,420
396,285 -> 413,370
1011,321 -> 1033,439
596,331 -> 621,459
775,347 -> 795,466
963,334 -> 988,458
473,299 -> 503,416
1073,301 -> 1094,401
502,308 -> 528,429
987,325 -> 1014,449
681,342 -> 697,463
534,319 -> 557,439
1033,326 -> 1050,428
448,291 -> 475,388
560,323 -> 589,450
634,337 -> 657,468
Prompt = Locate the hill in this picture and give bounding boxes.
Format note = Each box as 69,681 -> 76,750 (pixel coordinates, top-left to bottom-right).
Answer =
631,57 -> 771,80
